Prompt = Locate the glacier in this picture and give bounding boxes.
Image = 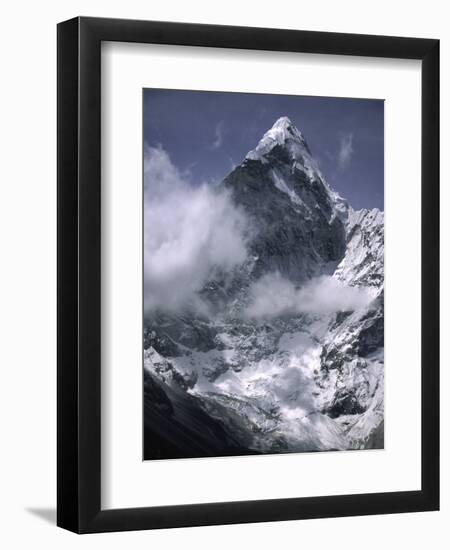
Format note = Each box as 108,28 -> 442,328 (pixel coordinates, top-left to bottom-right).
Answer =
143,116 -> 384,459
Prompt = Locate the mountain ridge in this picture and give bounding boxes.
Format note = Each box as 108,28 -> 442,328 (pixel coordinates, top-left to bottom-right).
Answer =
143,117 -> 384,458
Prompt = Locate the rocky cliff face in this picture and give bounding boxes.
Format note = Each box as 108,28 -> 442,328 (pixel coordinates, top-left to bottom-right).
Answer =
223,117 -> 347,284
143,117 -> 384,458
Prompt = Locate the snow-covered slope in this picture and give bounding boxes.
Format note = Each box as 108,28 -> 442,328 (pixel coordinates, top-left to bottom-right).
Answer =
143,117 -> 384,458
335,207 -> 384,288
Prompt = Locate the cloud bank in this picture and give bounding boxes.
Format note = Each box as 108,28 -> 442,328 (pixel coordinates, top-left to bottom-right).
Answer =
244,273 -> 372,320
144,145 -> 248,314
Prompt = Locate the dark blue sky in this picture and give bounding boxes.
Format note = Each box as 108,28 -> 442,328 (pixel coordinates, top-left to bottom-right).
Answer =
143,89 -> 384,210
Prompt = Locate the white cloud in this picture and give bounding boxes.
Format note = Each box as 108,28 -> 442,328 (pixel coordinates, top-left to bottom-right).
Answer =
144,145 -> 248,314
211,121 -> 224,150
337,132 -> 354,170
244,273 -> 372,320
270,366 -> 316,411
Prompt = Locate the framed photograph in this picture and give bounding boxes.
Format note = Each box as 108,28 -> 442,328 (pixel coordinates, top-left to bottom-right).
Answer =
57,17 -> 439,533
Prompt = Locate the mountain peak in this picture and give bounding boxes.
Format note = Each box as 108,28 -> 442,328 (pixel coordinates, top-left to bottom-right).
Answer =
232,116 -> 350,226
270,116 -> 300,135
245,116 -> 310,164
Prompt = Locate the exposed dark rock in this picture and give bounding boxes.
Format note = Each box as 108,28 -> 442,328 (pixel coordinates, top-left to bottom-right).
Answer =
325,393 -> 367,418
143,371 -> 259,460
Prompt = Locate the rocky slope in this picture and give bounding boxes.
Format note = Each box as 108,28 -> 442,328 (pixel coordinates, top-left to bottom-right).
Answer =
143,117 -> 384,458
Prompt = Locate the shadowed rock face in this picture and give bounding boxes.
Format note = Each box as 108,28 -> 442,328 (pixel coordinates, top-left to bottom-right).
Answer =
144,370 -> 258,459
143,117 -> 384,459
223,151 -> 347,285
222,117 -> 349,288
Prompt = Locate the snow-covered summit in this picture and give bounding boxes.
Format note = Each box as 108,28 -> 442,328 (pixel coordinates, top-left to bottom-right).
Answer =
260,116 -> 307,146
246,116 -> 312,164
244,117 -> 350,220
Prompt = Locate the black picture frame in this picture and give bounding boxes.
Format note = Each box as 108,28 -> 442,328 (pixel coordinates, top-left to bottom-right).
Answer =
57,16 -> 439,533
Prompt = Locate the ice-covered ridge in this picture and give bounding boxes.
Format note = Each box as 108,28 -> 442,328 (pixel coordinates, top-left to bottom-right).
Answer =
334,207 -> 384,288
346,207 -> 384,233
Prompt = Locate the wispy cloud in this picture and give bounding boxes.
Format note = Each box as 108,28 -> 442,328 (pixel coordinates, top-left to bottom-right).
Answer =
337,132 -> 354,170
211,121 -> 224,150
244,272 -> 373,320
143,145 -> 249,315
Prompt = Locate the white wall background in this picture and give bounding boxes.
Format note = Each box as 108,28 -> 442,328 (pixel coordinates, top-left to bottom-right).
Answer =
0,1 -> 447,547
